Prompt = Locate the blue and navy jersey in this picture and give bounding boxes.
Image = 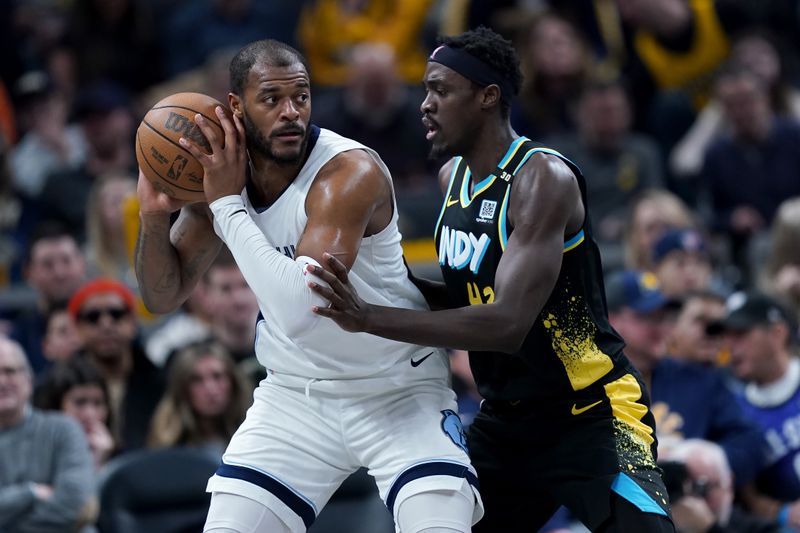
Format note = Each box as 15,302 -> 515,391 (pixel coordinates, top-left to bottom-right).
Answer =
737,384 -> 800,501
434,137 -> 627,402
652,358 -> 766,485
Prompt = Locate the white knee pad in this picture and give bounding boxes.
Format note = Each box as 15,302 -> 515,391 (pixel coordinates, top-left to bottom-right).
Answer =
395,478 -> 475,533
204,491 -> 295,533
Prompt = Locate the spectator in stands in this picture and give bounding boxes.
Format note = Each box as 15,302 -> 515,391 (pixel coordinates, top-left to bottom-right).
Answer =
67,0 -> 162,91
0,337 -> 96,532
68,278 -> 163,450
35,356 -> 115,469
162,0 -> 303,77
607,270 -> 765,486
148,340 -> 250,458
546,77 -> 663,243
200,247 -> 259,378
557,0 -> 748,141
84,172 -> 136,285
41,301 -> 82,364
703,68 -> 800,241
0,78 -> 16,145
298,0 -> 435,87
652,228 -> 717,299
144,282 -> 212,368
38,80 -> 135,242
0,130 -> 31,288
9,71 -> 86,200
759,197 -> 800,319
138,47 -> 237,117
2,1 -> 71,95
312,43 -> 432,188
12,222 -> 86,374
663,439 -> 780,533
513,11 -> 591,140
709,291 -> 800,529
667,291 -> 727,366
671,31 -> 800,180
624,189 -> 694,271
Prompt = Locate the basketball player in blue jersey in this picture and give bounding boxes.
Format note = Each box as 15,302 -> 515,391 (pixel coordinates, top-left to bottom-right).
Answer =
309,27 -> 675,532
135,40 -> 481,532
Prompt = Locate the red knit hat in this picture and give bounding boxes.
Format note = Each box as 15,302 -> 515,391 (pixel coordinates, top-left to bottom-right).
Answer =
67,278 -> 137,318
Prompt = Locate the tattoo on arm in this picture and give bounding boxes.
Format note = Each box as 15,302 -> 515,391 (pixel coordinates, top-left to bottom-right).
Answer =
184,247 -> 211,282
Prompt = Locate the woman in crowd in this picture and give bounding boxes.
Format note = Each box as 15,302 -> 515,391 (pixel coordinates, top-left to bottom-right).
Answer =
147,340 -> 251,457
35,356 -> 115,469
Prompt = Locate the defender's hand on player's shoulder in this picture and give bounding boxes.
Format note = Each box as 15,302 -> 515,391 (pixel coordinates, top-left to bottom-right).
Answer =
137,169 -> 191,215
308,253 -> 370,333
181,106 -> 247,205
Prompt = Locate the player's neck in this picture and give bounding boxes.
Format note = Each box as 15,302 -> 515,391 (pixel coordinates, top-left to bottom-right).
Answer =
248,155 -> 303,206
460,120 -> 517,180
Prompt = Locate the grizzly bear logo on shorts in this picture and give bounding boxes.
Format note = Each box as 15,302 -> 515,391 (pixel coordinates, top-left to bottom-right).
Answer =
440,409 -> 468,454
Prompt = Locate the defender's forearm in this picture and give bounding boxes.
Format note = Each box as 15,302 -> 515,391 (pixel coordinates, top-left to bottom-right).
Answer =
363,303 -> 523,353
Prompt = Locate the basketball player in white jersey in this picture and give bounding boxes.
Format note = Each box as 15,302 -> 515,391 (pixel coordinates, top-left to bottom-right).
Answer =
135,40 -> 481,533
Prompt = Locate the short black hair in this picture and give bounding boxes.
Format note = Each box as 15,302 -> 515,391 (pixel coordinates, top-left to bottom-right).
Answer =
34,356 -> 109,412
230,39 -> 309,96
25,220 -> 78,266
439,26 -> 523,116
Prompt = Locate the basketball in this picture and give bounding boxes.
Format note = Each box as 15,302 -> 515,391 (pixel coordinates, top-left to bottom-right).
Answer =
135,92 -> 231,201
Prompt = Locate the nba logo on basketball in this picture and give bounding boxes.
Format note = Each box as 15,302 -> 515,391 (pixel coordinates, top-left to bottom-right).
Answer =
168,155 -> 188,180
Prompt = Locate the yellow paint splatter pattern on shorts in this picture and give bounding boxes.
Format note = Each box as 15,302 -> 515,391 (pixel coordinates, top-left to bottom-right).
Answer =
541,292 -> 613,391
541,289 -> 657,473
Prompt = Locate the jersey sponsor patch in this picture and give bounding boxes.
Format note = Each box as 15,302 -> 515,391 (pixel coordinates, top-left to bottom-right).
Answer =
440,409 -> 468,454
478,200 -> 497,222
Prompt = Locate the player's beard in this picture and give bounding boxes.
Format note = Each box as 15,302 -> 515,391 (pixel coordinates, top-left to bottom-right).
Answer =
242,107 -> 306,165
428,140 -> 449,160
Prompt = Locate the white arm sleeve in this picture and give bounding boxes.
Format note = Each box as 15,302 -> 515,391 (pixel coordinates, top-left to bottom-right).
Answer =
209,195 -> 329,339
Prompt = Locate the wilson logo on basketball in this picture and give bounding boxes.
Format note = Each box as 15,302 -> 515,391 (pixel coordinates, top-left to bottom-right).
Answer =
163,112 -> 211,152
168,155 -> 189,180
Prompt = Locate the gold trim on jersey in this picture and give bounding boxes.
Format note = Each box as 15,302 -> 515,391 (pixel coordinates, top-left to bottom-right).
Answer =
459,136 -> 529,207
563,229 -> 585,253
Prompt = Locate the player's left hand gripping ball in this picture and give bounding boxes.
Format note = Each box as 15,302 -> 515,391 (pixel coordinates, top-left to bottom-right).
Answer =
180,107 -> 247,204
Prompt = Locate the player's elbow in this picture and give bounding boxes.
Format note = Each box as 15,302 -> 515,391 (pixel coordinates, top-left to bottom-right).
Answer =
488,308 -> 530,353
140,292 -> 182,315
496,323 -> 528,353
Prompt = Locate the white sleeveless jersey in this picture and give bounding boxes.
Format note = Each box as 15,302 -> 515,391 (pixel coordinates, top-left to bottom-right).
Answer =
242,128 -> 436,380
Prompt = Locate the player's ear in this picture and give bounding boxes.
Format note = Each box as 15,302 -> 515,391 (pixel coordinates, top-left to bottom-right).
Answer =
228,93 -> 244,117
480,85 -> 501,110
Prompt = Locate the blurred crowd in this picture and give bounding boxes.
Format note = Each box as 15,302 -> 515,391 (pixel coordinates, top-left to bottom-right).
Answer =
2,0 -> 800,532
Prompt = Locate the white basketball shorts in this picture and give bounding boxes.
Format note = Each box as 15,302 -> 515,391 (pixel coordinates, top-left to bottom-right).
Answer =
206,358 -> 484,531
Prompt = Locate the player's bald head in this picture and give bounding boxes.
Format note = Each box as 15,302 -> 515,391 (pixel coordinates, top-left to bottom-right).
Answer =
0,337 -> 30,376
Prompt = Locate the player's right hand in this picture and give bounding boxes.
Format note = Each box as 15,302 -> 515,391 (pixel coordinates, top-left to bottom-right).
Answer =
137,169 -> 192,215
